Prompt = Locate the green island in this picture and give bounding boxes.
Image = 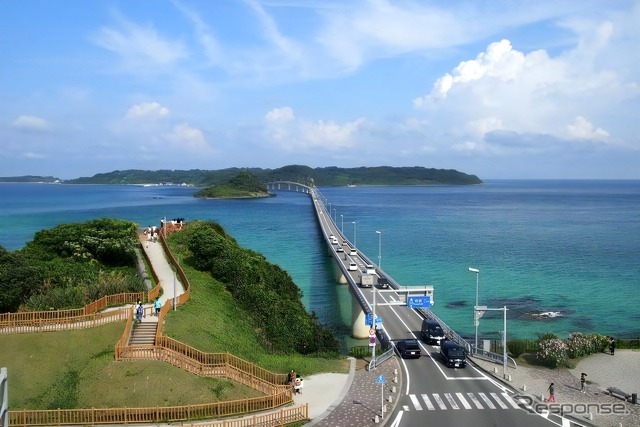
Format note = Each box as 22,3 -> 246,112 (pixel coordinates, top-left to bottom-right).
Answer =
1,164 -> 482,186
194,170 -> 271,199
0,219 -> 344,410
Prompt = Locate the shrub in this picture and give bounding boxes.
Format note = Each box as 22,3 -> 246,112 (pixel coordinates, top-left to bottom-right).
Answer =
536,338 -> 569,368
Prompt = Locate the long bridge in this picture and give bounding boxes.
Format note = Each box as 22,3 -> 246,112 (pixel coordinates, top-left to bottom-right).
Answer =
267,181 -> 579,427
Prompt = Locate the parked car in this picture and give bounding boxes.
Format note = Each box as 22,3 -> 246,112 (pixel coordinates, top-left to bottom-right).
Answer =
395,339 -> 421,359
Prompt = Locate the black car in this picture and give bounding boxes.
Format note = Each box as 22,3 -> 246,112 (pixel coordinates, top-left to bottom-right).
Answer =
395,339 -> 421,359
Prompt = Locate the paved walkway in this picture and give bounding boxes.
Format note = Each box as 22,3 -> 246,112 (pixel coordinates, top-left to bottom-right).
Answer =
140,233 -> 185,306
471,351 -> 640,427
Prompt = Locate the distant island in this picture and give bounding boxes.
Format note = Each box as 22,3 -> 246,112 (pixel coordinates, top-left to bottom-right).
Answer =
1,164 -> 482,187
0,175 -> 61,183
194,171 -> 271,199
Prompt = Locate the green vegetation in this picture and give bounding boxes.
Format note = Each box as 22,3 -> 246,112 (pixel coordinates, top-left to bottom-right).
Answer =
0,175 -> 60,183
65,164 -> 482,186
0,218 -> 143,312
0,323 -> 262,409
194,171 -> 271,199
164,220 -> 347,375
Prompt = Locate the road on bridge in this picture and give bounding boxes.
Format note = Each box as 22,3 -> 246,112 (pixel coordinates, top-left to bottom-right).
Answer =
271,183 -> 587,427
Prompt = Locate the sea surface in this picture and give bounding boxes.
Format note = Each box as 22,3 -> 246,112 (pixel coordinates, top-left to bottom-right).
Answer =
1,180 -> 639,344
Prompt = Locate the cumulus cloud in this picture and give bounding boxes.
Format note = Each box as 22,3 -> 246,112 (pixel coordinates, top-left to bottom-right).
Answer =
566,116 -> 609,140
264,106 -> 364,150
163,123 -> 211,152
413,28 -> 638,153
11,115 -> 51,132
125,102 -> 170,120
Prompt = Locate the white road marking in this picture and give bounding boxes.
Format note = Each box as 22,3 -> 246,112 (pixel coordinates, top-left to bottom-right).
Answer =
456,392 -> 473,409
421,394 -> 436,410
444,393 -> 459,410
409,394 -> 422,411
501,392 -> 521,409
390,410 -> 403,427
490,392 -> 509,409
432,393 -> 448,410
467,392 -> 484,409
478,392 -> 496,409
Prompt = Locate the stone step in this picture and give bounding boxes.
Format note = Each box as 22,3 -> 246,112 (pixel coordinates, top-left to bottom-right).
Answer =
129,323 -> 158,345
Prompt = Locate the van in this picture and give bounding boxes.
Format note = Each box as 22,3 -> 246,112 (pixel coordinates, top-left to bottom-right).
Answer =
348,262 -> 357,271
421,319 -> 446,345
440,340 -> 467,368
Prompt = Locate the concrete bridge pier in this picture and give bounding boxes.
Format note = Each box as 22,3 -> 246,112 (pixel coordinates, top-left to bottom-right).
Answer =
352,297 -> 370,339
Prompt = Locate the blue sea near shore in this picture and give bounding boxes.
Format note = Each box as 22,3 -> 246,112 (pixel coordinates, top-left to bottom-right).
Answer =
1,180 -> 639,343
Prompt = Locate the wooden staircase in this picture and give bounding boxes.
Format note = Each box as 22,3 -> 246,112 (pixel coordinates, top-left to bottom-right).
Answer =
128,321 -> 157,345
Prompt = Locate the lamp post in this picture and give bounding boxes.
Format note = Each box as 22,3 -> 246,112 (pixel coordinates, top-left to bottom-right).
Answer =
468,267 -> 480,352
352,221 -> 357,248
333,208 -> 336,223
340,215 -> 343,233
376,230 -> 382,269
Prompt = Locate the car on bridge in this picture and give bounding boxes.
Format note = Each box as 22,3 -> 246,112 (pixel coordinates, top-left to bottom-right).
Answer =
348,262 -> 358,271
349,248 -> 357,256
395,339 -> 421,359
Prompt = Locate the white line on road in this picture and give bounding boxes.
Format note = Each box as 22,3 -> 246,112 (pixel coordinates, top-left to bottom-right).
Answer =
432,393 -> 448,410
389,410 -> 403,427
409,394 -> 423,411
490,392 -> 509,409
421,394 -> 436,411
467,392 -> 484,409
456,392 -> 473,409
478,392 -> 496,409
444,393 -> 460,410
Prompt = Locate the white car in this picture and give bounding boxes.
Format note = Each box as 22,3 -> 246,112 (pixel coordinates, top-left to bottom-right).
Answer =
348,262 -> 357,271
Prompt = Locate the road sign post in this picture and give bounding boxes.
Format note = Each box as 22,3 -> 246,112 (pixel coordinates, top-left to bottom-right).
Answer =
376,375 -> 386,417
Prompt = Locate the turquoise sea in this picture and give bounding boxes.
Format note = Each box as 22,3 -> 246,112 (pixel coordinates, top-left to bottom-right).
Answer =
1,180 -> 638,343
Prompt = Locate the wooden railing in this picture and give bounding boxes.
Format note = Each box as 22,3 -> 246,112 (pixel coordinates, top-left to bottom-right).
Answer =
9,397 -> 304,426
6,230 -> 300,426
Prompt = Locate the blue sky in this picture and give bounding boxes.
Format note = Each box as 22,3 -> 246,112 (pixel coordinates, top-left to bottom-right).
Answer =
1,0 -> 639,179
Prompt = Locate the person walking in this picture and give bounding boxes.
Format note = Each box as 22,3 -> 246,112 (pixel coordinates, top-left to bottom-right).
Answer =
609,337 -> 615,355
580,373 -> 587,393
547,383 -> 556,402
135,300 -> 144,323
154,297 -> 162,316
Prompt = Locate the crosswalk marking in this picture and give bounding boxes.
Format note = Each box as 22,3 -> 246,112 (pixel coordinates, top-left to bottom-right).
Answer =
444,393 -> 459,410
432,393 -> 448,410
406,391 -> 525,412
409,394 -> 422,411
478,393 -> 496,409
456,392 -> 472,409
490,393 -> 509,409
501,392 -> 521,409
420,394 -> 435,411
467,392 -> 484,409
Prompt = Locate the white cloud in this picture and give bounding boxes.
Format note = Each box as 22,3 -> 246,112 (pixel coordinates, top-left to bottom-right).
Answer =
22,151 -> 46,159
265,107 -> 295,122
163,123 -> 212,153
566,116 -> 609,140
11,115 -> 51,131
125,102 -> 170,120
264,106 -> 364,150
93,15 -> 187,72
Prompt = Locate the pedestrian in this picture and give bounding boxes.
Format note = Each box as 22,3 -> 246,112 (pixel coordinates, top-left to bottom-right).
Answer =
547,383 -> 555,402
154,297 -> 161,316
290,370 -> 297,387
609,337 -> 615,355
135,300 -> 144,322
580,373 -> 587,393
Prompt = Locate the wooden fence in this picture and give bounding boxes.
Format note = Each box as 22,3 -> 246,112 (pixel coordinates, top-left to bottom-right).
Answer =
6,231 -> 300,426
9,398 -> 304,426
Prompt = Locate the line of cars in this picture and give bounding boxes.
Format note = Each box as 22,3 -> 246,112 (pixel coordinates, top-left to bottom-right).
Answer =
394,318 -> 468,368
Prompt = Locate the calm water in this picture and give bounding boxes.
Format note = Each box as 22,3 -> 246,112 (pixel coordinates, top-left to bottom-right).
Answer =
1,181 -> 639,342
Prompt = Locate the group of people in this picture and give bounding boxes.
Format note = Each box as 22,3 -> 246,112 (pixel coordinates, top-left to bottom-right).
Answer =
133,297 -> 163,322
287,370 -> 303,394
143,225 -> 159,246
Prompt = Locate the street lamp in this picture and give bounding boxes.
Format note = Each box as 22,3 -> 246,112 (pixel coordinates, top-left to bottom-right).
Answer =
352,221 -> 357,248
468,267 -> 480,352
340,214 -> 343,233
333,208 -> 336,222
376,230 -> 382,269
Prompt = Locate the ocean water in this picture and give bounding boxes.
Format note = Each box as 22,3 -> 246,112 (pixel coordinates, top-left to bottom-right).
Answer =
1,180 -> 638,342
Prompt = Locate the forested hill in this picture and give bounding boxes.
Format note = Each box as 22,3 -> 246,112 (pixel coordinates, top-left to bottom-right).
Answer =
65,165 -> 482,186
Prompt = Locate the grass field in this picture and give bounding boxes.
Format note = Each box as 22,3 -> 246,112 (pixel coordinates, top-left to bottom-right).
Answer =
0,322 -> 262,409
163,252 -> 349,377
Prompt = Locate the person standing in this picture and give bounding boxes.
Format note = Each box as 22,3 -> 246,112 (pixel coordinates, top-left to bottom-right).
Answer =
609,337 -> 615,355
547,383 -> 555,402
580,373 -> 587,393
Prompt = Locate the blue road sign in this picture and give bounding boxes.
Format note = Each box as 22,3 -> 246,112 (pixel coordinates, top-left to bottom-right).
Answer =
408,296 -> 431,308
365,313 -> 383,325
376,375 -> 386,385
